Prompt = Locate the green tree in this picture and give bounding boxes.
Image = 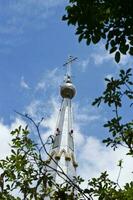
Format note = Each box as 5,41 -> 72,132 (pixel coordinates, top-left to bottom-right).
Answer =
63,0 -> 133,63
0,117 -> 133,199
92,68 -> 133,155
0,115 -> 89,200
0,125 -> 82,200
63,0 -> 133,152
62,1 -> 133,199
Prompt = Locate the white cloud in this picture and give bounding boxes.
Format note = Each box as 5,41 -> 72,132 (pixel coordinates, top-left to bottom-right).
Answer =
105,74 -> 113,80
74,124 -> 85,148
78,136 -> 133,187
80,43 -> 133,70
36,97 -> 133,188
24,68 -> 63,122
90,43 -> 114,65
19,65 -> 132,189
1,93 -> 132,191
1,112 -> 132,197
45,67 -> 63,88
74,103 -> 102,127
35,68 -> 63,92
0,121 -> 11,159
78,57 -> 90,72
26,100 -> 41,117
41,98 -> 59,141
30,94 -> 132,186
79,44 -> 114,71
11,0 -> 63,29
0,118 -> 26,159
1,64 -> 131,193
25,93 -> 102,143
0,67 -> 64,165
118,54 -> 132,66
36,81 -> 46,91
20,76 -> 30,89
80,44 -> 113,69
0,0 -> 65,49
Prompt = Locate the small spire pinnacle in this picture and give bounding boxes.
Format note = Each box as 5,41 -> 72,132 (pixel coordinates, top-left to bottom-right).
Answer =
63,56 -> 77,77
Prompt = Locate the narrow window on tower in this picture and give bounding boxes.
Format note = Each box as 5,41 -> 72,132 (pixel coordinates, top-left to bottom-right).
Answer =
53,135 -> 60,148
68,133 -> 74,151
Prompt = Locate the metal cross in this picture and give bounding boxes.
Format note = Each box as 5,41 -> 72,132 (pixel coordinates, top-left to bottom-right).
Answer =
63,56 -> 77,76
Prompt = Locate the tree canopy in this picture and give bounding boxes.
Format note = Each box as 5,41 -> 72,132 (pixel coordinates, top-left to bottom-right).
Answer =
63,0 -> 133,63
93,68 -> 133,155
0,122 -> 133,199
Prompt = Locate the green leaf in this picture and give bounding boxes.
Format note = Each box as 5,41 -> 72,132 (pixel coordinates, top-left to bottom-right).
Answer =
101,33 -> 106,39
92,35 -> 101,44
128,36 -> 133,41
62,15 -> 67,21
117,159 -> 123,167
86,38 -> 91,45
130,40 -> 133,45
110,40 -> 116,47
107,31 -> 114,40
115,51 -> 120,63
129,47 -> 133,55
84,188 -> 90,194
120,69 -> 125,75
11,149 -> 16,155
104,79 -> 110,82
110,46 -> 117,54
119,43 -> 129,55
76,28 -> 83,35
78,34 -> 83,42
128,81 -> 133,85
126,68 -> 132,74
65,6 -> 71,11
105,42 -> 109,50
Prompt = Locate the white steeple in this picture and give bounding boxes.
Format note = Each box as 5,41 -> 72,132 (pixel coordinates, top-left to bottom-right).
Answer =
47,56 -> 78,184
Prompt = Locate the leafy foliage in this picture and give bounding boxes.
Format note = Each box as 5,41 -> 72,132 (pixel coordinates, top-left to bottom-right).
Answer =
84,171 -> 133,200
63,0 -> 133,62
0,125 -> 87,200
0,126 -> 54,199
0,125 -> 133,199
92,68 -> 133,154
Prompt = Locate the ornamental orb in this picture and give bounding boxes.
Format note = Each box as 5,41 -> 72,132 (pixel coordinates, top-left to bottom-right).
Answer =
60,77 -> 76,99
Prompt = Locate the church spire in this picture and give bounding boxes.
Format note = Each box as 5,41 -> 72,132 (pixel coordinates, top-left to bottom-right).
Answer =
47,56 -> 78,184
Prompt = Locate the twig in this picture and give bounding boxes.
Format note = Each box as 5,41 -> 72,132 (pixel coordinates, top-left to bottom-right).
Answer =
15,111 -> 92,200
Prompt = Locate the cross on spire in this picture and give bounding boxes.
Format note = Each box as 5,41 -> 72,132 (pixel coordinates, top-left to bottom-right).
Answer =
63,56 -> 77,77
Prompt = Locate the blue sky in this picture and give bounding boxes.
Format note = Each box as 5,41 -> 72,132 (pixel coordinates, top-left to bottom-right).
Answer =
0,0 -> 133,187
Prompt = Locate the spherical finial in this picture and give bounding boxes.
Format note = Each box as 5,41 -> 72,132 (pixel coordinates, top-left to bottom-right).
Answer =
60,76 -> 76,99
